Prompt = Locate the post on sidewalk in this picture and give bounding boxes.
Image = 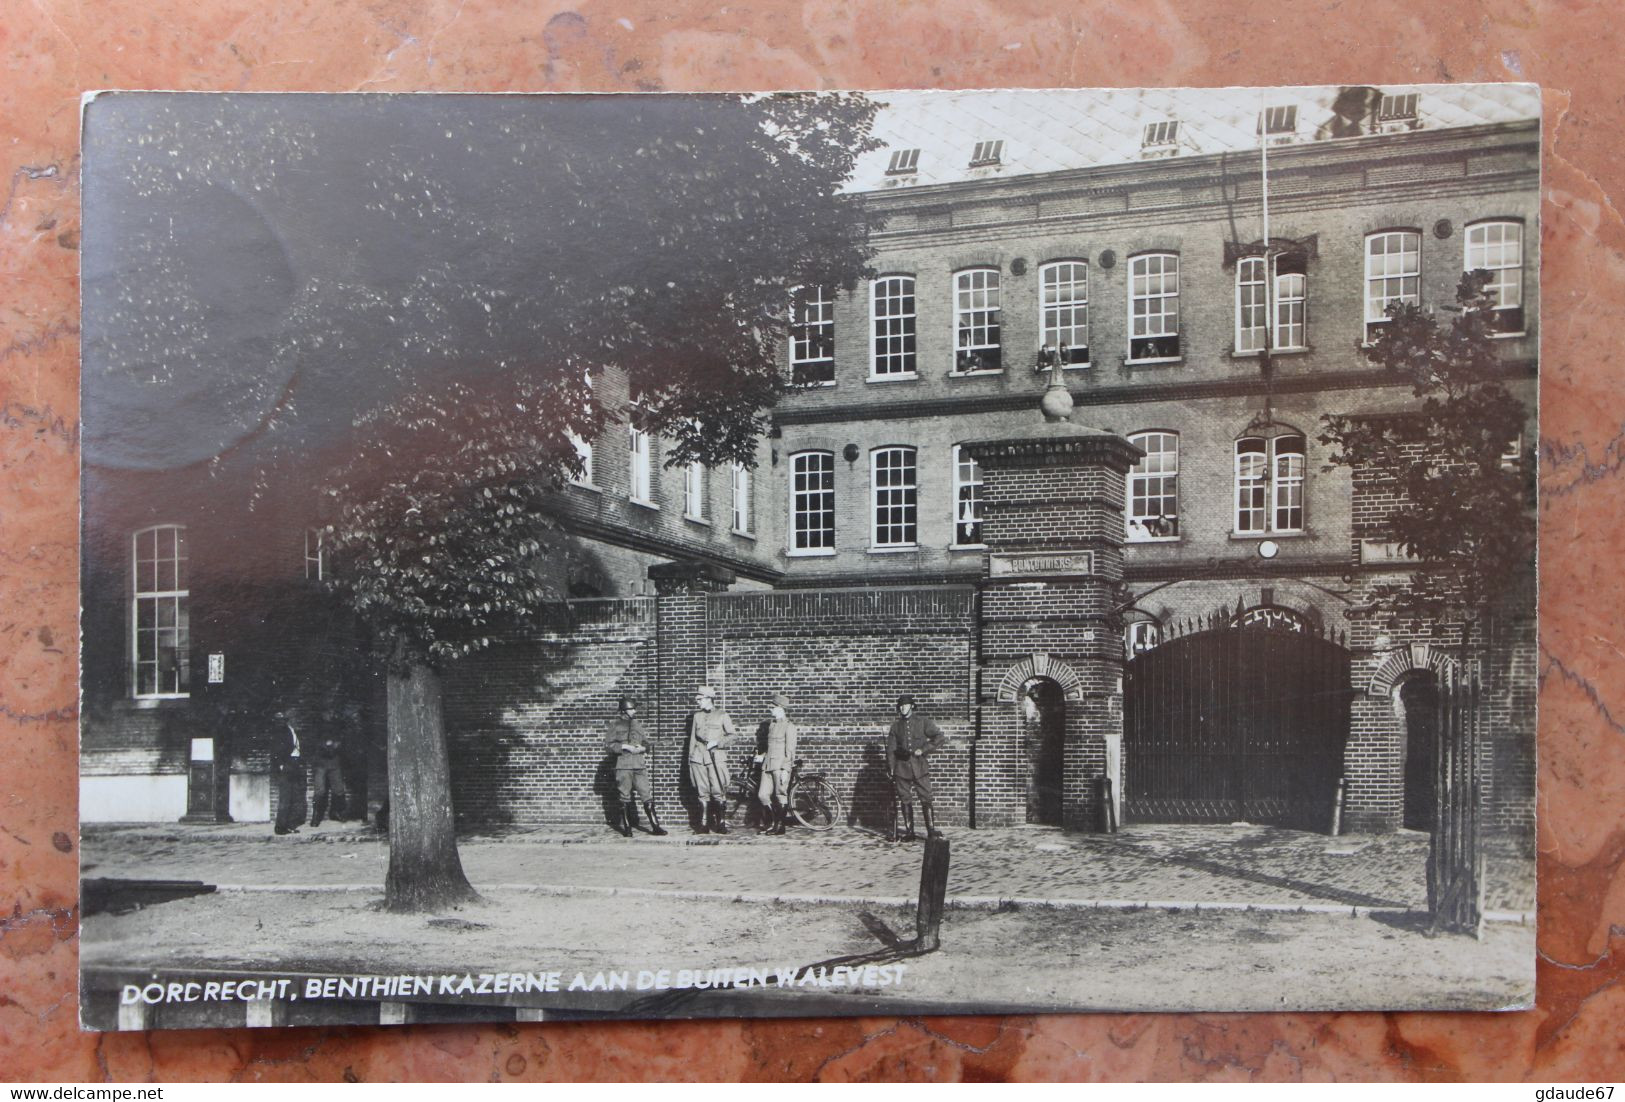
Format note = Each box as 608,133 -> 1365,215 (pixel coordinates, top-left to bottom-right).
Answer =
915,836 -> 950,951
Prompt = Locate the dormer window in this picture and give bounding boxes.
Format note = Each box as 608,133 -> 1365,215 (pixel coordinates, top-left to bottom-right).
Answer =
886,148 -> 920,176
969,140 -> 1004,167
1142,120 -> 1180,148
1378,92 -> 1419,121
1258,105 -> 1298,135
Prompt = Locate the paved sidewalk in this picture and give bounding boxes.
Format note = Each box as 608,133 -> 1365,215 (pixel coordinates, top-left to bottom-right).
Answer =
80,819 -> 1535,917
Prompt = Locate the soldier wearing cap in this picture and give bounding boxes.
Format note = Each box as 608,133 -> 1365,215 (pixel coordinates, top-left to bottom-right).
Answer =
754,692 -> 799,836
687,685 -> 738,834
604,696 -> 667,837
885,693 -> 947,841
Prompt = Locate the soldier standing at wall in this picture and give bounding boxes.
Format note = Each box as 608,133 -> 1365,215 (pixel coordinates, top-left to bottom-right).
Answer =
307,723 -> 347,829
687,685 -> 737,834
604,696 -> 667,837
886,693 -> 946,842
754,692 -> 799,836
271,708 -> 307,837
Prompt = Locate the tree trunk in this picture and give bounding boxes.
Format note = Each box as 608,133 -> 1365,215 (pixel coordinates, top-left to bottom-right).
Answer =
385,661 -> 480,912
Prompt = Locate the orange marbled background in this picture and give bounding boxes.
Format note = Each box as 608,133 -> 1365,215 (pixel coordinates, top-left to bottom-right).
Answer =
2,0 -> 1621,1081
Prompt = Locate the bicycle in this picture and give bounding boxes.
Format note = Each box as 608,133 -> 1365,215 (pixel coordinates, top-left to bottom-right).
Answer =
723,757 -> 844,832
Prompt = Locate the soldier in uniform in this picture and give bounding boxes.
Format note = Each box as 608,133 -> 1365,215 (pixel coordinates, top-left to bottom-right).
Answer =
271,708 -> 307,837
885,693 -> 946,842
753,692 -> 799,836
603,696 -> 667,837
687,685 -> 737,834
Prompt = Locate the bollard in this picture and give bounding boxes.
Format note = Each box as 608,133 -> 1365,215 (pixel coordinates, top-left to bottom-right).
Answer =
1330,776 -> 1346,837
915,836 -> 950,951
1097,777 -> 1118,834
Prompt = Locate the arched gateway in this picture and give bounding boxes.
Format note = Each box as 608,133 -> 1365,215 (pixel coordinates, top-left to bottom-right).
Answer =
1123,607 -> 1352,830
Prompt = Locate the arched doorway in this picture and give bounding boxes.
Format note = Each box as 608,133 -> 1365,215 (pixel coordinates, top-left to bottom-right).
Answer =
1122,606 -> 1351,830
1399,674 -> 1440,831
1021,677 -> 1066,825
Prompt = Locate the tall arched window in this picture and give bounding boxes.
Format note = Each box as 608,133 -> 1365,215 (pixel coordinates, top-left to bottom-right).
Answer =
1235,434 -> 1307,534
1038,260 -> 1090,367
1128,253 -> 1180,361
1237,254 -> 1308,354
790,285 -> 836,384
790,452 -> 835,553
133,524 -> 189,698
871,275 -> 917,378
871,446 -> 918,548
952,445 -> 984,546
1127,431 -> 1180,540
953,268 -> 1002,373
1364,230 -> 1421,342
1464,220 -> 1525,335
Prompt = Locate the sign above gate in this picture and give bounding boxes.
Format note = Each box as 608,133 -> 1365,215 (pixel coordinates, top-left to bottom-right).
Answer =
1233,605 -> 1312,633
989,549 -> 1095,578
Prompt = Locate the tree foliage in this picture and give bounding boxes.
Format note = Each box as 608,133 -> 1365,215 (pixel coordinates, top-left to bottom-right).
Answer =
1319,271 -> 1535,628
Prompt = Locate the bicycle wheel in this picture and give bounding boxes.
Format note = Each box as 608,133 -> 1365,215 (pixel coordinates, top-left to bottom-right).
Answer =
789,777 -> 841,831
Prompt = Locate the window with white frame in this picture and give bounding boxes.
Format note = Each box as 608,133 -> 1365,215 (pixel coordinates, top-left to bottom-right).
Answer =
1464,221 -> 1525,334
1258,105 -> 1298,135
1378,92 -> 1419,122
1236,254 -> 1308,354
871,446 -> 918,548
1126,432 -> 1180,540
953,268 -> 1002,373
1126,620 -> 1162,656
790,452 -> 835,552
568,432 -> 594,486
871,276 -> 917,378
628,427 -> 653,504
684,462 -> 707,521
1142,120 -> 1180,150
1128,253 -> 1180,361
731,462 -> 753,535
1236,435 -> 1307,534
1039,261 -> 1090,367
1364,230 -> 1421,342
790,285 -> 836,384
304,527 -> 324,581
133,524 -> 189,698
952,445 -> 984,546
969,140 -> 1004,167
886,148 -> 920,176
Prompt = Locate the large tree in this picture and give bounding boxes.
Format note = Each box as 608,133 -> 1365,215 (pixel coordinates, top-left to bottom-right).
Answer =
1318,270 -> 1536,648
306,94 -> 883,911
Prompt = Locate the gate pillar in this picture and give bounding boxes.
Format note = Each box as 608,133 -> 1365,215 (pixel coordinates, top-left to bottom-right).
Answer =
963,374 -> 1141,830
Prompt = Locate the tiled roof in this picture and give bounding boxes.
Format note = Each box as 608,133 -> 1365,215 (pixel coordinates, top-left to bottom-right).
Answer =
849,85 -> 1540,192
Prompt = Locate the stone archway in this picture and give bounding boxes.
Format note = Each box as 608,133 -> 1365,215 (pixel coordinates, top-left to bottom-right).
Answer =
995,653 -> 1086,704
1368,643 -> 1460,698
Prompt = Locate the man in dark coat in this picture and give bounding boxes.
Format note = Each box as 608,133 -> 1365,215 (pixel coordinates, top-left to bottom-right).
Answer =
604,696 -> 667,837
271,708 -> 307,836
885,693 -> 946,842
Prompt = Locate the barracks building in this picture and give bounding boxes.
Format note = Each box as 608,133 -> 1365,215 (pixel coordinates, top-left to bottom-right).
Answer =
80,85 -> 1538,846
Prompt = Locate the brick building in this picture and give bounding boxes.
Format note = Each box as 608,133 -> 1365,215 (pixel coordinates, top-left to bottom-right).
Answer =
81,86 -> 1539,846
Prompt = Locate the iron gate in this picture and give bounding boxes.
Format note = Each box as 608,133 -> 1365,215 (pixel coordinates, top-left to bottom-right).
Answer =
1123,613 -> 1351,830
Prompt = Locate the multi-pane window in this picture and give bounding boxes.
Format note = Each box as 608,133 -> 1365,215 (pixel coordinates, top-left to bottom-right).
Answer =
1379,92 -> 1419,122
1039,261 -> 1090,367
1126,432 -> 1180,540
790,452 -> 835,552
304,527 -> 324,581
1236,255 -> 1308,353
871,276 -> 917,377
790,285 -> 836,385
871,447 -> 918,548
953,269 -> 1002,373
684,462 -> 706,520
731,462 -> 753,535
568,432 -> 594,486
952,445 -> 984,546
1464,221 -> 1525,334
133,524 -> 189,698
628,427 -> 653,504
1236,435 -> 1307,534
1128,253 -> 1180,361
1364,230 -> 1421,342
969,140 -> 1004,167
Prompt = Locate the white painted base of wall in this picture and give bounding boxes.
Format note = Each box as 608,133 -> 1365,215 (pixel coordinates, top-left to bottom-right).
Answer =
230,773 -> 270,822
80,774 -> 186,823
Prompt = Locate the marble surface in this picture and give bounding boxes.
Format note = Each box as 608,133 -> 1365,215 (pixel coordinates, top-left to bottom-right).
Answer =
2,0 -> 1621,1082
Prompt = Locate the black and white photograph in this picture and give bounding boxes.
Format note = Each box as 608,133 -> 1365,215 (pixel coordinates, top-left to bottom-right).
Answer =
78,85 -> 1539,1030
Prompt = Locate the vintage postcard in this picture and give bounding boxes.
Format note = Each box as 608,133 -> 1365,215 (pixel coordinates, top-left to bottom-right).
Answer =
78,86 -> 1539,1029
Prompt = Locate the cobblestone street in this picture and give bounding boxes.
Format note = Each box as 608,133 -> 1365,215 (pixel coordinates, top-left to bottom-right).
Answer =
80,820 -> 1535,917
